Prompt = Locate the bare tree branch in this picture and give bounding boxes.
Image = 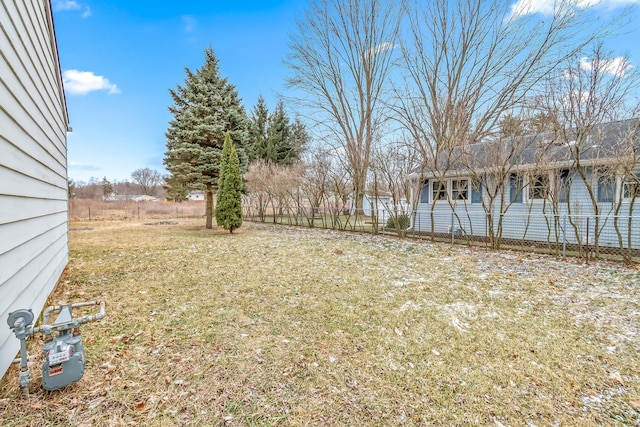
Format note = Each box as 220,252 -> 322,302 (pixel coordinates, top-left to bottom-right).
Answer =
286,0 -> 403,211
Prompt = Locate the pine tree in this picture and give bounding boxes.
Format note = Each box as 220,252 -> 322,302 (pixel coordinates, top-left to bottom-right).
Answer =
101,177 -> 113,198
289,117 -> 309,160
265,101 -> 293,164
163,174 -> 190,202
215,133 -> 243,233
248,98 -> 308,165
248,95 -> 269,163
164,48 -> 249,228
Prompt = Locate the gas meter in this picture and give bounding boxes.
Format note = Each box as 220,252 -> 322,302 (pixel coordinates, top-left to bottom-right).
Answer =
7,301 -> 105,396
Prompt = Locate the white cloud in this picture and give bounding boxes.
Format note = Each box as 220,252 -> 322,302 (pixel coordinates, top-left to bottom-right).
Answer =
69,161 -> 100,171
52,0 -> 81,12
605,0 -> 640,6
182,15 -> 197,33
63,70 -> 120,95
53,0 -> 91,18
368,42 -> 397,57
580,56 -> 633,77
509,0 -> 639,17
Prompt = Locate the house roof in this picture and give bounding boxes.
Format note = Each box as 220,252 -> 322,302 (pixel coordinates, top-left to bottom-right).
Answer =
507,118 -> 639,166
414,118 -> 640,178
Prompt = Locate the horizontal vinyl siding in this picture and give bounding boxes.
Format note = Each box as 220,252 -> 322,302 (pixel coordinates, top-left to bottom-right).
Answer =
0,67 -> 66,168
0,195 -> 67,224
0,0 -> 68,379
414,171 -> 640,248
0,1 -> 67,145
0,213 -> 68,261
0,164 -> 66,199
0,135 -> 66,187
0,238 -> 67,375
0,229 -> 68,317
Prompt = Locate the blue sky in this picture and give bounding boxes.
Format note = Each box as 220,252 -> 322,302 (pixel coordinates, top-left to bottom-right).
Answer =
53,0 -> 640,183
53,0 -> 303,183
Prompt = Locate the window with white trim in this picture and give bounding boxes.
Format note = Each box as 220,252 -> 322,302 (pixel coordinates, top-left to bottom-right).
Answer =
431,180 -> 447,202
597,175 -> 614,203
528,174 -> 549,201
622,176 -> 640,201
557,169 -> 570,203
471,178 -> 483,203
509,174 -> 523,203
420,177 -> 482,203
452,179 -> 468,200
420,181 -> 430,204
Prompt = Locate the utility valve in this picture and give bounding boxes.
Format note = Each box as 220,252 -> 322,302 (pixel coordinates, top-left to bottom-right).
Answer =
7,301 -> 106,396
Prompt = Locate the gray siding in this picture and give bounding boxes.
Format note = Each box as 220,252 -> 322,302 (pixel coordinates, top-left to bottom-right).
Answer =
0,0 -> 69,377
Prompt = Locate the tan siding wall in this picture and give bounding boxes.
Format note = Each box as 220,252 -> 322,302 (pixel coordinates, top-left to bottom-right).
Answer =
0,0 -> 69,377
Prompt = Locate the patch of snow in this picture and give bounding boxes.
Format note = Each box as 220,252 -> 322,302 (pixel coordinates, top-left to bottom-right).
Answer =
441,302 -> 478,333
451,316 -> 471,333
399,301 -> 421,312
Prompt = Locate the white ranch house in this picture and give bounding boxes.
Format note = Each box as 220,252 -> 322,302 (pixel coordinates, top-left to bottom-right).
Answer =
0,0 -> 70,378
410,119 -> 640,251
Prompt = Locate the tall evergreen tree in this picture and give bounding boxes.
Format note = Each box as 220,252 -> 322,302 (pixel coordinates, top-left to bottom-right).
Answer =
163,174 -> 190,202
248,98 -> 309,165
101,177 -> 113,198
265,101 -> 293,164
248,95 -> 269,163
164,48 -> 249,228
289,117 -> 310,160
215,133 -> 243,233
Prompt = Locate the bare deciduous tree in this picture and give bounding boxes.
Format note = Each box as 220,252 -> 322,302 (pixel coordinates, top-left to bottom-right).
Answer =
279,162 -> 307,224
458,131 -> 547,248
245,160 -> 306,223
399,0 -> 616,147
611,124 -> 640,262
286,0 -> 403,213
326,153 -> 352,228
131,168 -> 163,196
535,44 -> 640,256
371,142 -> 420,237
245,160 -> 273,222
300,147 -> 332,226
396,0 -> 626,246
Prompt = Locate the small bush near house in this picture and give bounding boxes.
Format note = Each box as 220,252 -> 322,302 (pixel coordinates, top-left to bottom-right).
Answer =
386,214 -> 410,230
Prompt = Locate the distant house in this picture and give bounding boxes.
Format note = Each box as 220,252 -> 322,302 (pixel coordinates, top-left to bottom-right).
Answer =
351,192 -> 409,222
411,119 -> 640,249
130,195 -> 158,202
188,190 -> 205,201
0,1 -> 70,377
102,194 -> 126,202
102,194 -> 158,202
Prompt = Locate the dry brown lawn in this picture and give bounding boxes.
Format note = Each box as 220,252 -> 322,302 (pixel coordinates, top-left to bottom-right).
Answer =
0,219 -> 638,426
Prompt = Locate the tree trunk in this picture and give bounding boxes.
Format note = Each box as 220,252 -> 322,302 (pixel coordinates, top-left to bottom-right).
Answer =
206,185 -> 213,229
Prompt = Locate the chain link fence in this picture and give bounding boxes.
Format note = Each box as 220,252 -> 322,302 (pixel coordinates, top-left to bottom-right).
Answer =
243,204 -> 640,263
